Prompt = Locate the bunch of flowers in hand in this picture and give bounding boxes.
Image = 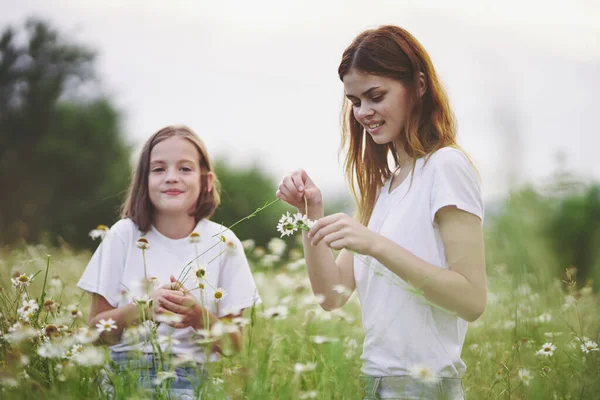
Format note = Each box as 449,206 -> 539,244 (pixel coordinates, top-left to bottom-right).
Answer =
276,212 -> 315,238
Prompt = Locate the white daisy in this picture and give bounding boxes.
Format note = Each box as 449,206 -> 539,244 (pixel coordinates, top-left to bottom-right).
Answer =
277,212 -> 297,237
241,239 -> 255,251
89,225 -> 109,240
11,273 -> 34,289
536,342 -> 556,357
96,318 -> 117,333
213,287 -> 227,303
408,364 -> 440,384
189,231 -> 201,243
518,368 -> 532,386
537,312 -> 552,323
136,237 -> 150,250
581,340 -> 599,354
294,362 -> 317,374
268,237 -> 287,256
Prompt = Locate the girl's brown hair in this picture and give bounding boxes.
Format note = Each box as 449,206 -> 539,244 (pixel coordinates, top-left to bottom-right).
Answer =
121,125 -> 220,232
338,25 -> 459,225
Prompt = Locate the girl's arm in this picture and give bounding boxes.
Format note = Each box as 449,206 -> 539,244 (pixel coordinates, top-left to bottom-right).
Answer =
88,294 -> 142,345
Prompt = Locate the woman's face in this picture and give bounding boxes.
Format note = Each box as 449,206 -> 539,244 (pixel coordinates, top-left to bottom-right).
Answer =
343,69 -> 413,146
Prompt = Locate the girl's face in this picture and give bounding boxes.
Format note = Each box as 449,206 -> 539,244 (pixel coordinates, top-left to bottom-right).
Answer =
148,136 -> 212,218
343,69 -> 413,146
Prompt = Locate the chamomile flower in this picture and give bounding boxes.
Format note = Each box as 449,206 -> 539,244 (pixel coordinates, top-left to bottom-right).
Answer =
89,225 -> 109,240
581,340 -> 599,354
294,362 -> 317,374
537,312 -> 552,323
408,364 -> 440,384
136,237 -> 150,250
72,346 -> 105,366
11,273 -> 34,289
268,237 -> 286,256
518,368 -> 532,386
66,304 -> 83,319
277,212 -> 297,237
241,239 -> 255,251
213,288 -> 227,303
536,342 -> 556,357
96,318 -> 117,333
194,264 -> 208,280
189,231 -> 201,243
153,371 -> 177,385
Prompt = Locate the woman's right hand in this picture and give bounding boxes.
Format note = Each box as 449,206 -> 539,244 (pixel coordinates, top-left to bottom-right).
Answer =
276,169 -> 323,219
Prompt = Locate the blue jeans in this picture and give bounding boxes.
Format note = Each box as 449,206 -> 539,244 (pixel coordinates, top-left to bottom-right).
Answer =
105,351 -> 208,399
361,375 -> 466,400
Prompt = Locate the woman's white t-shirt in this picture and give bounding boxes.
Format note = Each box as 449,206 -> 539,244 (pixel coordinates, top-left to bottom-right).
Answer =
77,218 -> 261,363
355,147 -> 484,377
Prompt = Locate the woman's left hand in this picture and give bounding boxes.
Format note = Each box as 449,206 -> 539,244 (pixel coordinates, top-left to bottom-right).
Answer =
156,276 -> 205,329
308,213 -> 377,255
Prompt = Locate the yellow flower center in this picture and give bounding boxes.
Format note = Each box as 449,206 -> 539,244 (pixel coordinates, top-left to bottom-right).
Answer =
18,275 -> 29,282
214,292 -> 223,299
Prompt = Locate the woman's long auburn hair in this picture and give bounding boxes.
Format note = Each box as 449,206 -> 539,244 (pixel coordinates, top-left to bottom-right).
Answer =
338,25 -> 460,225
120,125 -> 221,233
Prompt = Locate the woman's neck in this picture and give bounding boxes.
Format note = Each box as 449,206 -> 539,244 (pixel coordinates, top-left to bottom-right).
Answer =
153,213 -> 197,239
393,144 -> 413,171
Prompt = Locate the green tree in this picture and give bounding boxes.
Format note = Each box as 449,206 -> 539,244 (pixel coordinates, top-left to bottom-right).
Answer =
211,159 -> 290,248
547,184 -> 600,290
0,18 -> 131,248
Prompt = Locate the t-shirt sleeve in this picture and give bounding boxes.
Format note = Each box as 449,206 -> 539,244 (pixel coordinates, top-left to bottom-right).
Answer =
430,149 -> 484,225
216,233 -> 261,317
77,222 -> 129,307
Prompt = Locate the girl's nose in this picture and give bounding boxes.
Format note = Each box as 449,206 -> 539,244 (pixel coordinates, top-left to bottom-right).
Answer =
165,168 -> 180,182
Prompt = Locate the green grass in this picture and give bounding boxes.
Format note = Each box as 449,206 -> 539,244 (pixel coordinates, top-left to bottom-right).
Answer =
0,238 -> 598,399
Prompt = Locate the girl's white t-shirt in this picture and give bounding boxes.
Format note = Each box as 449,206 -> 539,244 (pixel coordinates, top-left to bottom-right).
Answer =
77,218 -> 261,363
355,147 -> 484,377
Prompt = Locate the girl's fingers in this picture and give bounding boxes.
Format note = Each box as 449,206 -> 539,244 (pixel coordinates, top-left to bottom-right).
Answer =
158,297 -> 188,314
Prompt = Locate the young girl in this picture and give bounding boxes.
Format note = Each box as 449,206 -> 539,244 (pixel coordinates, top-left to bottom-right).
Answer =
277,26 -> 486,399
78,125 -> 260,398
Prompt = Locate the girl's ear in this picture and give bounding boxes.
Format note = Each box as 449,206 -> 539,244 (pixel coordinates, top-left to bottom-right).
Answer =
206,171 -> 215,192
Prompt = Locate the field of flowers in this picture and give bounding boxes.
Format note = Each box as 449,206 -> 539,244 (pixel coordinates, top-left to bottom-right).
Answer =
0,224 -> 599,399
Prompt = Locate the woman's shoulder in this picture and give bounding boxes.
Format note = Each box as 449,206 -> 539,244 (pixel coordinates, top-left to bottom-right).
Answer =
427,146 -> 471,167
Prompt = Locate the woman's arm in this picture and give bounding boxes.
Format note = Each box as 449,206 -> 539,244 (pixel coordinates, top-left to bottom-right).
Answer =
368,206 -> 487,321
309,206 -> 486,321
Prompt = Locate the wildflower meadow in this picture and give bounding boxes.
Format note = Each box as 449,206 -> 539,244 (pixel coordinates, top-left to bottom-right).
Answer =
0,204 -> 599,400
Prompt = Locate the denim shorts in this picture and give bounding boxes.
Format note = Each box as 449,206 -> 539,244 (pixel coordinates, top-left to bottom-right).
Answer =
105,351 -> 208,399
360,375 -> 466,400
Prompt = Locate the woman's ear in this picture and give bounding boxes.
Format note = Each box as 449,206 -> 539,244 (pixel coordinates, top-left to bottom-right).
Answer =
418,72 -> 427,98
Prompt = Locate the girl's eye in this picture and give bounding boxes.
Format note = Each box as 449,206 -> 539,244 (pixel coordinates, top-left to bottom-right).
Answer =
352,102 -> 361,108
180,166 -> 192,172
371,95 -> 383,102
151,168 -> 164,173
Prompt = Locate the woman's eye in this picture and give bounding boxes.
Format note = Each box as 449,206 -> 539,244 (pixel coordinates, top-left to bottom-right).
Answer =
352,102 -> 361,108
371,95 -> 383,102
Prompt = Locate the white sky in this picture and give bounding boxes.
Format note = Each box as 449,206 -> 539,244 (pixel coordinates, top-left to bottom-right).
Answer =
2,0 -> 599,202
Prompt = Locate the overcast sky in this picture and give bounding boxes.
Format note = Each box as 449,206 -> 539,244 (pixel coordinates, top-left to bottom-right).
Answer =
2,0 -> 599,202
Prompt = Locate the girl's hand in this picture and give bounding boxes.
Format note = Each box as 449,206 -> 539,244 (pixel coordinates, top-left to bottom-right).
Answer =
276,169 -> 323,219
308,213 -> 378,255
155,276 -> 205,329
